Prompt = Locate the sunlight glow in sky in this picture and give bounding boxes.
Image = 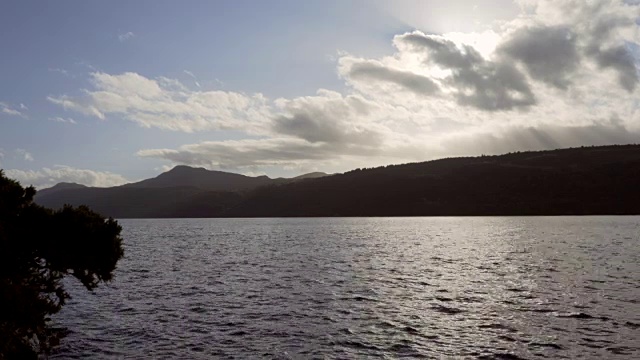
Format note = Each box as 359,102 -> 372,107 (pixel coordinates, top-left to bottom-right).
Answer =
1,0 -> 639,188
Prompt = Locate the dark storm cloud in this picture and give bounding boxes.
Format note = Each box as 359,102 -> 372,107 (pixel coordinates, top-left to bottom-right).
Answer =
397,33 -> 536,111
347,61 -> 440,95
400,33 -> 484,69
591,45 -> 639,92
500,26 -> 581,89
272,112 -> 382,146
586,4 -> 636,44
578,2 -> 640,91
498,16 -> 638,93
271,95 -> 384,147
451,61 -> 536,111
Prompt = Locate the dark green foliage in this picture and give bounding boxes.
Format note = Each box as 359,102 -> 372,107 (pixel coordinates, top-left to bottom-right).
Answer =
0,171 -> 124,359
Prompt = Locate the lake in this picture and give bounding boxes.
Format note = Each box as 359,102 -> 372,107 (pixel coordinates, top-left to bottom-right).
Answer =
51,217 -> 640,359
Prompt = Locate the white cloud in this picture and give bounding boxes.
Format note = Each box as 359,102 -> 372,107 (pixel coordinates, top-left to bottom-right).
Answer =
118,31 -> 135,42
75,60 -> 98,72
183,69 -> 202,88
49,67 -> 73,77
52,0 -> 640,174
135,89 -> 431,171
2,108 -> 22,116
49,116 -> 77,124
15,149 -> 34,162
0,102 -> 26,118
5,166 -> 130,189
48,72 -> 272,132
272,89 -> 388,146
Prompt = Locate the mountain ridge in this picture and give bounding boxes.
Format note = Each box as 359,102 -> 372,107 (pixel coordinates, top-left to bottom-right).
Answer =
120,165 -> 279,191
33,145 -> 640,217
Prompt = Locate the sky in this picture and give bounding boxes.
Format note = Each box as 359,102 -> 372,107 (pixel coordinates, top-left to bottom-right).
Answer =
1,0 -> 639,188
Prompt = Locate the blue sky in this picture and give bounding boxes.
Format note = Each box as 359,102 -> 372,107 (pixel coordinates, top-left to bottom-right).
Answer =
1,0 -> 639,188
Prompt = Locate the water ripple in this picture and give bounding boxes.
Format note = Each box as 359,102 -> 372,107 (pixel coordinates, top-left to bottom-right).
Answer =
50,217 -> 640,359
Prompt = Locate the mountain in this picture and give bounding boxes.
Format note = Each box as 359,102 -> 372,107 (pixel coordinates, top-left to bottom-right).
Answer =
291,172 -> 329,180
35,182 -> 87,198
226,145 -> 640,217
34,167 -> 325,217
122,165 -> 277,191
34,145 -> 640,217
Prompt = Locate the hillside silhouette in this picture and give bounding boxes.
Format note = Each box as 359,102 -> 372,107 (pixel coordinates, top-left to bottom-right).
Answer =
122,165 -> 279,191
34,145 -> 640,217
34,168 -> 328,217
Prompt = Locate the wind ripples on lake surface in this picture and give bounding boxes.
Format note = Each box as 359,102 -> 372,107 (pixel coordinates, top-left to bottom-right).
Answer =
51,217 -> 640,359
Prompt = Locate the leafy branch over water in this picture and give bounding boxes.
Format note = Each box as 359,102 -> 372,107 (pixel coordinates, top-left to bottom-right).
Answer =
0,170 -> 124,359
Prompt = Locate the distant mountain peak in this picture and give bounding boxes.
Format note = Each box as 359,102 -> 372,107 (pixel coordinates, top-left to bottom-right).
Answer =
166,165 -> 208,173
121,165 -> 276,191
34,182 -> 88,199
293,172 -> 329,180
49,182 -> 87,189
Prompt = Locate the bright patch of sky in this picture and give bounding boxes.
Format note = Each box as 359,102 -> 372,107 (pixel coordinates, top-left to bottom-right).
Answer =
1,0 -> 639,188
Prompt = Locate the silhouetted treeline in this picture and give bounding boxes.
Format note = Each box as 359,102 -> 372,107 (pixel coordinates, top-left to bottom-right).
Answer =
0,171 -> 123,358
35,145 -> 640,217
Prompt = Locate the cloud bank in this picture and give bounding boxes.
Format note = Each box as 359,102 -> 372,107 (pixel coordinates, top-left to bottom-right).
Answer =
48,72 -> 270,133
5,166 -> 130,189
51,0 -> 640,174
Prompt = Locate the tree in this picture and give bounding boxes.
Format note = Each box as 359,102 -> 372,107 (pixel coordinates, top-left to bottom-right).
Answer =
0,170 -> 124,359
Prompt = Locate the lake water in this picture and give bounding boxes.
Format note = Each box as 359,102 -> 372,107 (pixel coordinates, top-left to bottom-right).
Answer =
51,217 -> 640,359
